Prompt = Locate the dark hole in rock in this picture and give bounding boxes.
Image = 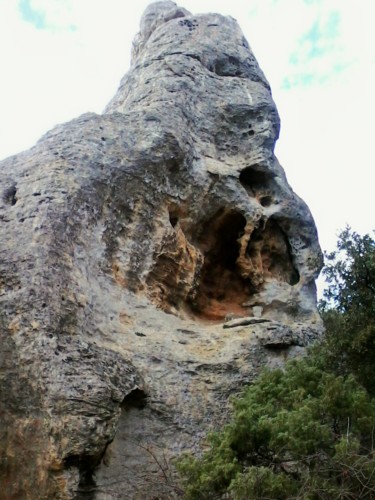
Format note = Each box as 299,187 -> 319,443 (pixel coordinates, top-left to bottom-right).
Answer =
179,19 -> 198,29
121,388 -> 147,410
3,185 -> 17,206
239,166 -> 273,189
94,387 -> 151,497
134,331 -> 146,337
192,209 -> 250,320
64,454 -> 98,499
169,214 -> 178,228
260,195 -> 273,207
166,157 -> 180,171
246,219 -> 300,286
212,55 -> 242,77
264,343 -> 291,351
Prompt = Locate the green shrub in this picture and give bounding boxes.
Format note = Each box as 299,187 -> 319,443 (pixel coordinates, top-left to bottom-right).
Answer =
178,358 -> 375,499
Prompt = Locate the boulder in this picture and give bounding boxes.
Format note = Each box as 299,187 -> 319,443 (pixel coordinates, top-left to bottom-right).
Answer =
0,2 -> 322,497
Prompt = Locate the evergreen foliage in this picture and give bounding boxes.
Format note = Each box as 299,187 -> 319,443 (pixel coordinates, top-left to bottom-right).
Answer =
177,227 -> 375,499
319,226 -> 375,394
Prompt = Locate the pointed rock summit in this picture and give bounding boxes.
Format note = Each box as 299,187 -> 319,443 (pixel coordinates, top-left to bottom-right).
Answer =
0,2 -> 322,497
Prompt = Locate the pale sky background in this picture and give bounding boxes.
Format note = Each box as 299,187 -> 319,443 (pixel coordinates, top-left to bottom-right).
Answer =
0,0 -> 374,292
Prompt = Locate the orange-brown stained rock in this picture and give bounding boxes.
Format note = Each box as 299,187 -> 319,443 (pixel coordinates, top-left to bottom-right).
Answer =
145,222 -> 203,313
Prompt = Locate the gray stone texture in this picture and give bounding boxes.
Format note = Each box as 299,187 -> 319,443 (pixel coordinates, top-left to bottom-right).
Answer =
0,2 -> 323,498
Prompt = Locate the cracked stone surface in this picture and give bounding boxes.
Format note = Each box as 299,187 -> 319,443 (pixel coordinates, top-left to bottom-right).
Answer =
0,2 -> 323,498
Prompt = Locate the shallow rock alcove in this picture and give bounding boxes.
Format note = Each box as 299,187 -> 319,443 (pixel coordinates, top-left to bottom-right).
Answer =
191,209 -> 249,320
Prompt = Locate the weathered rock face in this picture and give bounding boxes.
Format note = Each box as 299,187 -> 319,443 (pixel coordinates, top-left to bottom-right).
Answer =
0,2 -> 323,498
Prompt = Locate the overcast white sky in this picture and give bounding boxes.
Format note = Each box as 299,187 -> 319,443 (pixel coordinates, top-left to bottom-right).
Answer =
0,0 -> 374,280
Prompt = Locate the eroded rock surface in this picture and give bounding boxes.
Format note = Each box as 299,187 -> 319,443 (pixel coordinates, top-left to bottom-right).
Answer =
0,2 -> 323,498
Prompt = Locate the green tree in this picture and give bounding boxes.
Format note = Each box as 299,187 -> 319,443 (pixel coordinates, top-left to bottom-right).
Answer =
178,360 -> 375,499
319,226 -> 375,394
177,227 -> 375,499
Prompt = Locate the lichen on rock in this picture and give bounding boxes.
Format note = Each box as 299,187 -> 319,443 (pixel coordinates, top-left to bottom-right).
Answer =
0,2 -> 323,498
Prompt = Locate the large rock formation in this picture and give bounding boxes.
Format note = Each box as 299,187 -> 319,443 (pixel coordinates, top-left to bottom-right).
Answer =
0,2 -> 322,498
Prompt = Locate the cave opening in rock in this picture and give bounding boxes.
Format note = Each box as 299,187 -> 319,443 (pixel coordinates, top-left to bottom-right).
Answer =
168,206 -> 180,229
169,214 -> 178,228
239,165 -> 273,191
93,388 -> 149,494
3,185 -> 17,206
121,388 -> 147,410
64,454 -> 99,500
260,195 -> 273,207
191,209 -> 250,320
246,218 -> 300,286
211,55 -> 243,77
